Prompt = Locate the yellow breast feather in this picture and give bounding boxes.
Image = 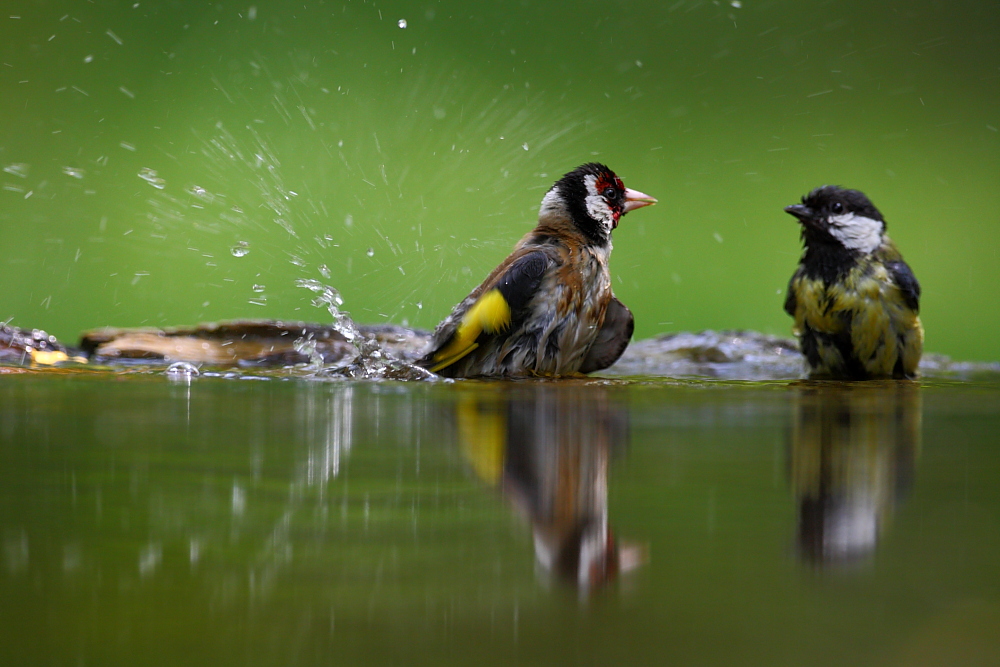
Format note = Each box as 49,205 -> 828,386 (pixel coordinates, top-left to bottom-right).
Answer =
430,289 -> 512,372
793,261 -> 922,377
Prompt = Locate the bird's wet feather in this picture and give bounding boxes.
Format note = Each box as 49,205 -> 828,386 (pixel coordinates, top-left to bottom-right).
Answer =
418,163 -> 654,378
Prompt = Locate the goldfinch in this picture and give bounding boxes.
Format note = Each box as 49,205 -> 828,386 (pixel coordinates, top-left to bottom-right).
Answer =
418,163 -> 656,378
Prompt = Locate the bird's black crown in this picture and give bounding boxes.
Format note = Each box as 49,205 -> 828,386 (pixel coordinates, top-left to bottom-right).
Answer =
800,185 -> 886,226
550,163 -> 624,246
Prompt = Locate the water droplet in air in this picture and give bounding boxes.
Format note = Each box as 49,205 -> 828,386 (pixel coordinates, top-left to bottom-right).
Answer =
252,284 -> 265,293
522,142 -> 529,151
345,214 -> 353,228
416,301 -> 423,309
318,264 -> 331,279
4,163 -> 29,178
62,167 -> 85,179
397,18 -> 407,28
165,361 -> 199,378
230,241 -> 250,257
730,0 -> 742,7
138,167 -> 165,189
366,248 -> 375,257
187,184 -> 213,202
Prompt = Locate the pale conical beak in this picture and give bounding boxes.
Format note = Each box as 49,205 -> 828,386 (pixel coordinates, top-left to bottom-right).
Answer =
623,188 -> 657,213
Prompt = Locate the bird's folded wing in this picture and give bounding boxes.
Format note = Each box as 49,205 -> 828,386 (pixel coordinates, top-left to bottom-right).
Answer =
885,260 -> 920,312
428,251 -> 549,373
578,296 -> 634,374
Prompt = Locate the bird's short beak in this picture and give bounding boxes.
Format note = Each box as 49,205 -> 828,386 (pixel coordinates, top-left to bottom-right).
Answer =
784,204 -> 813,222
623,188 -> 657,213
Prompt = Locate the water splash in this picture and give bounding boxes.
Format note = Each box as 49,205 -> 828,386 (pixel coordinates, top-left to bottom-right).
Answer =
230,241 -> 250,257
295,279 -> 438,381
165,361 -> 200,378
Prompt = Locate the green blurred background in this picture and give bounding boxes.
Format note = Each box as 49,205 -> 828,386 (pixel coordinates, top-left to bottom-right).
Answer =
2,0 -> 997,360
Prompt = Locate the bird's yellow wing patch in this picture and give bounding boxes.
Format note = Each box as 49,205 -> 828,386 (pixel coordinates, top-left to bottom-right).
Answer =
430,289 -> 511,372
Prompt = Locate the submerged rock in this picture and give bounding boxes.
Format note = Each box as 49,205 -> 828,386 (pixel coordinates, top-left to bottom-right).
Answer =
1,322 -> 86,365
608,330 -> 804,380
2,320 -> 998,381
75,321 -> 430,366
81,320 -> 358,366
611,330 -> 1000,381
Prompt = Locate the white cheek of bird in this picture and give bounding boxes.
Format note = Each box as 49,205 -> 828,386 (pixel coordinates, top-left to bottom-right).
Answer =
827,212 -> 883,253
582,174 -> 615,231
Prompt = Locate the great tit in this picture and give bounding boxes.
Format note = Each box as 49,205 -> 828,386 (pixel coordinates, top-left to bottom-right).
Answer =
784,186 -> 923,379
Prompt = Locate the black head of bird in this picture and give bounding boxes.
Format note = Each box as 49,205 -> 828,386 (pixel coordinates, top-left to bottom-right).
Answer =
417,163 -> 656,378
538,162 -> 657,246
785,186 -> 886,257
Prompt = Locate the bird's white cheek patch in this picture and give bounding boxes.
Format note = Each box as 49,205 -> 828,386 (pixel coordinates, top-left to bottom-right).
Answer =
583,174 -> 614,231
829,213 -> 882,254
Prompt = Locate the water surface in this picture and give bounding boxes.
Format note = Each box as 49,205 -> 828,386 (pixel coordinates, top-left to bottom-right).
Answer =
2,0 -> 998,360
2,371 -> 997,665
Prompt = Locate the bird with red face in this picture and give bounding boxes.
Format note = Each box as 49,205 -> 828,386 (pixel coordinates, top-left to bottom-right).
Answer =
417,163 -> 656,378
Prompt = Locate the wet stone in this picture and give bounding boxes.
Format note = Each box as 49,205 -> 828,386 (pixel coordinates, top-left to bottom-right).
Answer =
607,330 -> 804,381
1,323 -> 85,365
80,320 -> 359,367
3,320 -> 998,381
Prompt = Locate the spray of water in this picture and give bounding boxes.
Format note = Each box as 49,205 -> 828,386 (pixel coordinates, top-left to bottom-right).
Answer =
295,278 -> 439,381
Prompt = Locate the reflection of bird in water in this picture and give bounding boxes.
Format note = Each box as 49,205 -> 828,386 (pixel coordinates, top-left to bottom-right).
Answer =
456,385 -> 644,592
789,382 -> 921,565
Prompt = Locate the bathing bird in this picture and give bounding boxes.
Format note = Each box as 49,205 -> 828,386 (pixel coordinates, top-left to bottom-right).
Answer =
418,163 -> 656,378
784,186 -> 923,379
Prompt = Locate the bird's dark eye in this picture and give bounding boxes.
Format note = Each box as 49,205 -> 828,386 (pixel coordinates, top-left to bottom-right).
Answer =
602,187 -> 617,201
831,201 -> 844,214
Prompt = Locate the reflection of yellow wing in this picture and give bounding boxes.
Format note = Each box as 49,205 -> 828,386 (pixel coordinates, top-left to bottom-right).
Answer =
430,289 -> 511,372
456,395 -> 506,486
